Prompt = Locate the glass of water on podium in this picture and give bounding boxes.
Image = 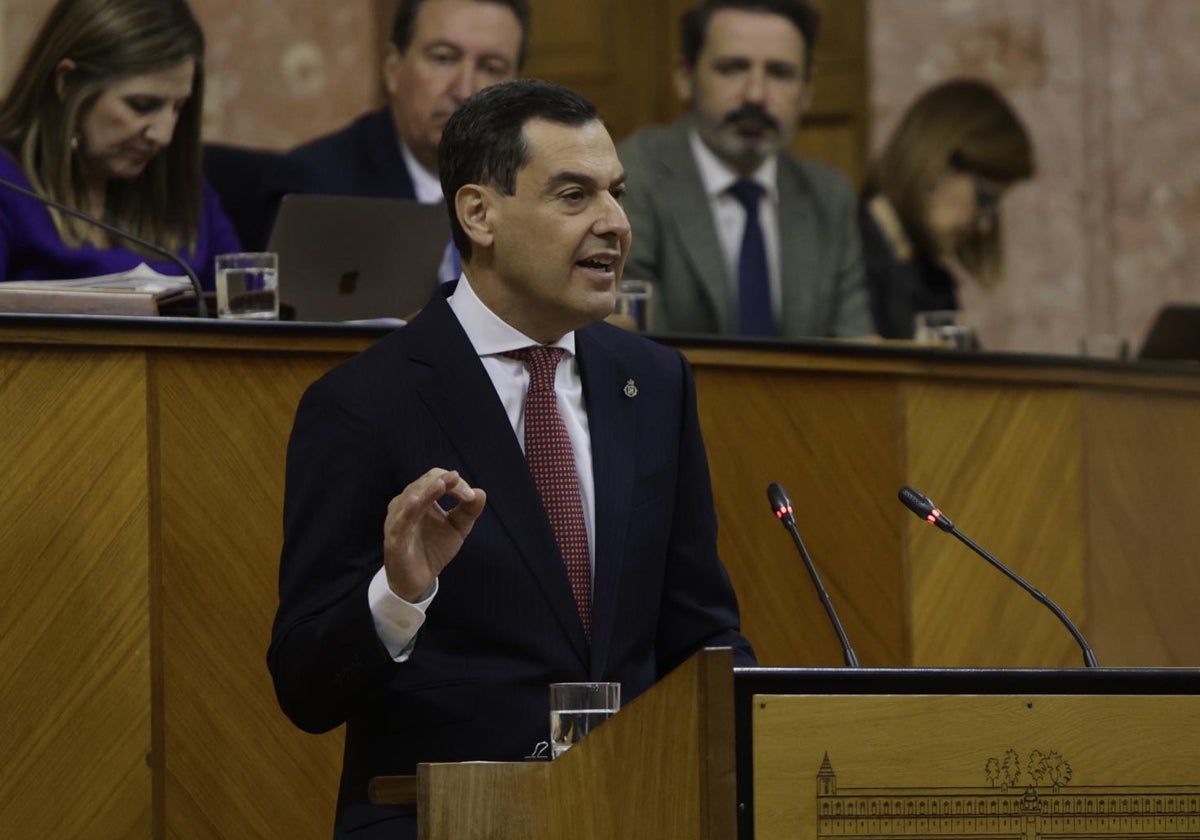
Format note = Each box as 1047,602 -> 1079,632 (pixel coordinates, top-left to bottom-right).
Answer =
549,681 -> 620,758
612,279 -> 654,332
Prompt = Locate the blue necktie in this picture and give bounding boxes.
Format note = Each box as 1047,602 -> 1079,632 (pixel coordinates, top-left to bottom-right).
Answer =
728,179 -> 774,336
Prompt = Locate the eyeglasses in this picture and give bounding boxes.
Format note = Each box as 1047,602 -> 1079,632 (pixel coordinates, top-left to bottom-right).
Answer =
972,177 -> 1003,222
949,154 -> 1006,222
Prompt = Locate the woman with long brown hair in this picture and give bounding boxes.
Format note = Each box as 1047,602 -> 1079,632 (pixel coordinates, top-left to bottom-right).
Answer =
0,0 -> 238,288
862,79 -> 1035,339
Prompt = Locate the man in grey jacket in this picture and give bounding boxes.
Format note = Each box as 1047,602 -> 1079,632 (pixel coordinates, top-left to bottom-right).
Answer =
618,0 -> 873,339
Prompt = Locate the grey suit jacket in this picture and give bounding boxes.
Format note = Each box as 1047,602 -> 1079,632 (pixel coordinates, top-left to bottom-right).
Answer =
617,118 -> 873,338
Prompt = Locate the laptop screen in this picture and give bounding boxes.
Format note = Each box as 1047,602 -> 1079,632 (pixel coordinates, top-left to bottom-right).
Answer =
1139,304 -> 1200,361
267,194 -> 451,322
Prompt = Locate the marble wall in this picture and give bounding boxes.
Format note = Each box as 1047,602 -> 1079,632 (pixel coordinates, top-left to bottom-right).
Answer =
870,0 -> 1200,354
4,0 -> 1199,354
1,0 -> 380,147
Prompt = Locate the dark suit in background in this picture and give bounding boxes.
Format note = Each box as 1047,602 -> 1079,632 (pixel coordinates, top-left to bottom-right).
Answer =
268,286 -> 754,838
618,118 -> 873,339
263,108 -> 417,217
859,194 -> 957,339
266,108 -> 417,201
202,143 -> 286,251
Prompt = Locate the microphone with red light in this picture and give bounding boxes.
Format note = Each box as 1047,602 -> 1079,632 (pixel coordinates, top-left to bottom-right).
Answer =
898,485 -> 1099,667
767,482 -> 859,667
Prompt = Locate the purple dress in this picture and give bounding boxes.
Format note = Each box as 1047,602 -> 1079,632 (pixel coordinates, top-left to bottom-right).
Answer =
0,150 -> 241,291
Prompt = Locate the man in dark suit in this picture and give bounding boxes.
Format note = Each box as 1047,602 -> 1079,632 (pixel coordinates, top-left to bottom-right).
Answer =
268,79 -> 755,840
265,0 -> 529,280
617,0 -> 873,339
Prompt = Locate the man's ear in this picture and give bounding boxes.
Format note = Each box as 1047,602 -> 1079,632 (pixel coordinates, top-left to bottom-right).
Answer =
54,58 -> 77,101
382,44 -> 403,98
799,69 -> 815,114
456,184 -> 495,251
672,59 -> 694,104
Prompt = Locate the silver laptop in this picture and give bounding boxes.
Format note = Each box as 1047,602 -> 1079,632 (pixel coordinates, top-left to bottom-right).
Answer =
268,194 -> 450,322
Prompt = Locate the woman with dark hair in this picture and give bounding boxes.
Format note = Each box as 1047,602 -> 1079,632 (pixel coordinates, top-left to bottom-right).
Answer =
0,0 -> 238,289
862,79 -> 1034,339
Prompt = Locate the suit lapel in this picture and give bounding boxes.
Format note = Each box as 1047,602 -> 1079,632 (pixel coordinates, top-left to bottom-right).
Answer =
365,109 -> 417,200
407,294 -> 589,665
776,158 -> 821,336
575,326 -> 637,679
659,123 -> 732,332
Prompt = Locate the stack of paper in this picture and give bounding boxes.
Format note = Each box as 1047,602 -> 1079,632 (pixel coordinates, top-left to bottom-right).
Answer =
0,264 -> 193,316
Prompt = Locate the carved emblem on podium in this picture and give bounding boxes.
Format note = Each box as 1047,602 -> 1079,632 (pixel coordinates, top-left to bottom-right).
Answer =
815,752 -> 1200,839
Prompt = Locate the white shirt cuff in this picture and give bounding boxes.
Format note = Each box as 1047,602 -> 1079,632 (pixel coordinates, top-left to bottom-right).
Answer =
367,568 -> 437,661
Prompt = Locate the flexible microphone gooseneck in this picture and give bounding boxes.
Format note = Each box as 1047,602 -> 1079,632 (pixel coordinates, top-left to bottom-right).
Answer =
898,485 -> 1099,668
0,175 -> 208,317
767,482 -> 860,667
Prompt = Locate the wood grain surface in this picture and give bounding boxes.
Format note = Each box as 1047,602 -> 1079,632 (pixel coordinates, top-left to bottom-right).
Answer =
157,351 -> 347,838
4,318 -> 1200,837
753,692 -> 1200,840
415,648 -> 735,840
0,347 -> 152,837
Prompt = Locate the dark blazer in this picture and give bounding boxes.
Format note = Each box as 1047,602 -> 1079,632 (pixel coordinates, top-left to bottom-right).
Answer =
268,284 -> 755,839
859,195 -> 958,339
202,143 -> 286,250
264,108 -> 417,213
617,118 -> 874,338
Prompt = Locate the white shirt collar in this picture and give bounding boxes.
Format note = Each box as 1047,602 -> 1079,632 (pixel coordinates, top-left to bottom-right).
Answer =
399,139 -> 445,205
688,128 -> 778,203
447,273 -> 576,358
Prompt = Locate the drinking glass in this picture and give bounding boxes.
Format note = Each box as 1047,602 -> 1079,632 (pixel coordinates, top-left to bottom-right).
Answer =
612,279 -> 654,332
215,252 -> 279,320
549,681 -> 620,758
913,309 -> 976,350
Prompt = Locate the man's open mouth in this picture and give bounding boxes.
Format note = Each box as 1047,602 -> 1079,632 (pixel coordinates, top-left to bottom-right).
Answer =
577,257 -> 615,271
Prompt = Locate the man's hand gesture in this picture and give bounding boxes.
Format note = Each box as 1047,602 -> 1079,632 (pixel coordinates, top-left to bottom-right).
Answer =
383,468 -> 487,602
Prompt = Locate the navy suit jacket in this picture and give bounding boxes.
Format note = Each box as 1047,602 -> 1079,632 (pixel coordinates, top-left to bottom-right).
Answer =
264,108 -> 417,212
268,285 -> 755,838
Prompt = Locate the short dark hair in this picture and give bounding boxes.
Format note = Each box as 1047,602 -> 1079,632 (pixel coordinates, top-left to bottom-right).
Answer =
681,0 -> 820,78
391,0 -> 532,70
439,79 -> 598,260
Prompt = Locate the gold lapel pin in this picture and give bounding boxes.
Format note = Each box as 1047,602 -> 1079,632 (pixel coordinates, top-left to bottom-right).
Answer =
623,379 -> 638,398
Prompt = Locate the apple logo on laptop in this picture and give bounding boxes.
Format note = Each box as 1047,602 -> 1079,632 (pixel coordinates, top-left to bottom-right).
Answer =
338,269 -> 359,296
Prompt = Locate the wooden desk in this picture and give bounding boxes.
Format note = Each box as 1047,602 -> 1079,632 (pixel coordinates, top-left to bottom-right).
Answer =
2,315 -> 1198,837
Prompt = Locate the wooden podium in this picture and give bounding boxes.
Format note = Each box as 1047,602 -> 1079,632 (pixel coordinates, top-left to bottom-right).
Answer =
376,648 -> 1200,840
372,648 -> 739,839
5,313 -> 1200,837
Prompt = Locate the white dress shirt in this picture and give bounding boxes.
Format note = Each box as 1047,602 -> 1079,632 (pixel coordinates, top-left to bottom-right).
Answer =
399,140 -> 460,285
368,273 -> 596,658
688,130 -> 783,324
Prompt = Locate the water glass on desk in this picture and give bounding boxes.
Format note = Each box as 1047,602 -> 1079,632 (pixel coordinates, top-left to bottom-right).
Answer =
215,252 -> 279,319
913,309 -> 976,350
549,681 -> 620,758
612,279 -> 654,332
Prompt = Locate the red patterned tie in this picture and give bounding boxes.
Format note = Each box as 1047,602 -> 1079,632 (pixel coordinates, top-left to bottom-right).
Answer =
506,346 -> 592,638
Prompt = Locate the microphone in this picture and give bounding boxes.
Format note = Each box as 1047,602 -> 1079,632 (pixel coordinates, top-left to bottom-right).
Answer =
0,175 -> 208,317
898,485 -> 1099,667
767,481 -> 859,667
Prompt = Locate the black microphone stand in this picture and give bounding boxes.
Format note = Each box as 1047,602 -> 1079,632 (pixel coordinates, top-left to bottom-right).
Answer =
768,482 -> 860,667
949,527 -> 1099,668
899,485 -> 1099,668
